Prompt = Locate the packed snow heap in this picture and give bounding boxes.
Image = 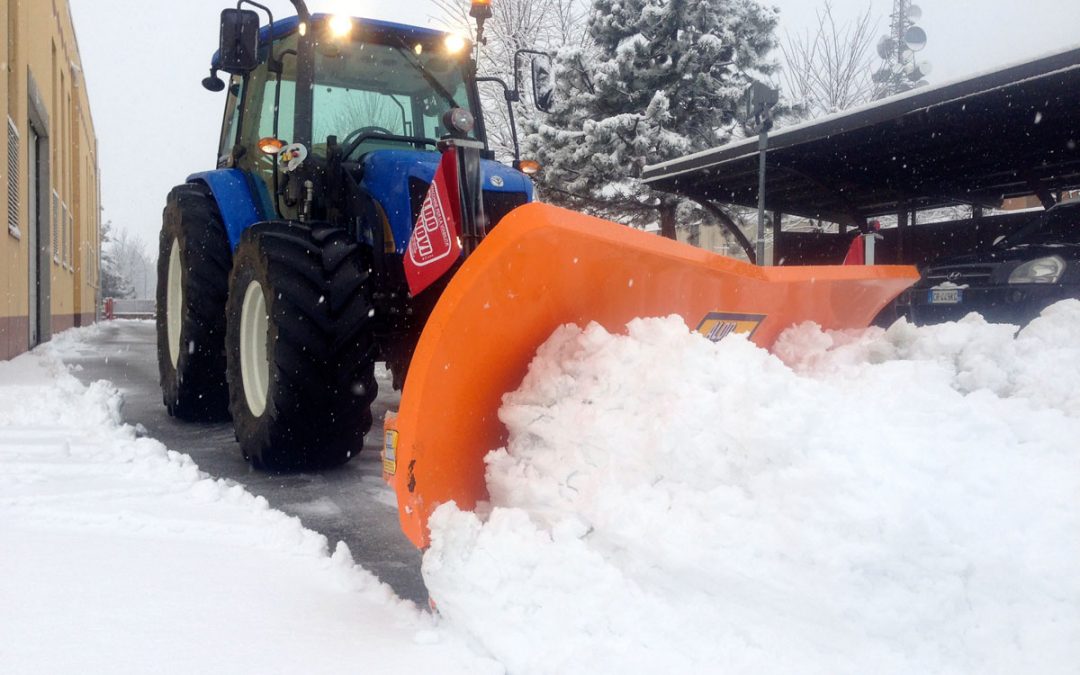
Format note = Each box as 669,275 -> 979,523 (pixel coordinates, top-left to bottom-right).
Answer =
424,301 -> 1080,674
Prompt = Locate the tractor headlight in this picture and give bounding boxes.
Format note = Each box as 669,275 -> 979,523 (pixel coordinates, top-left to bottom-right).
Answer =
1008,255 -> 1065,284
444,108 -> 475,135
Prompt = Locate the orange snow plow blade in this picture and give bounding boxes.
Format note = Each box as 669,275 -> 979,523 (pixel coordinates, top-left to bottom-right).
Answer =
390,203 -> 918,548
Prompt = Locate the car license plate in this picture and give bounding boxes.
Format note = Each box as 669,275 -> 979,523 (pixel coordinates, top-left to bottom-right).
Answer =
928,288 -> 962,304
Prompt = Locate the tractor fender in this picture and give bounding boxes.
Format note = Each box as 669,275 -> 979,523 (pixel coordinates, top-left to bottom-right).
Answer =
187,170 -> 264,250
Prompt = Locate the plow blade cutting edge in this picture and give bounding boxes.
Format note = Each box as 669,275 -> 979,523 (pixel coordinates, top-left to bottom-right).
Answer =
388,203 -> 919,548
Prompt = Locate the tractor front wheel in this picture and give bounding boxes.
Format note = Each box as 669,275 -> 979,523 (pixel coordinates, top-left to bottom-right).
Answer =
225,222 -> 378,471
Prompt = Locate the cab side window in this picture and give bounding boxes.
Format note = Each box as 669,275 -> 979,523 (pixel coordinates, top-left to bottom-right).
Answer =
217,75 -> 244,166
235,34 -> 298,216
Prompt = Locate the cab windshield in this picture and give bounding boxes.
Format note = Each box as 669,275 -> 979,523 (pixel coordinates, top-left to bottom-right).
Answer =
311,32 -> 475,157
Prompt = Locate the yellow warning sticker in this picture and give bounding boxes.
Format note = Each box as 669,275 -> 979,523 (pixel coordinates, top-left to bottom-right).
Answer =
695,312 -> 765,342
382,429 -> 399,476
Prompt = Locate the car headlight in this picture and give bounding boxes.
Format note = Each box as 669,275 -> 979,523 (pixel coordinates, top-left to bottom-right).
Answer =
1008,255 -> 1066,284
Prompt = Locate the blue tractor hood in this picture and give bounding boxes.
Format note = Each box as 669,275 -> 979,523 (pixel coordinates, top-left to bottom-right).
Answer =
361,149 -> 534,254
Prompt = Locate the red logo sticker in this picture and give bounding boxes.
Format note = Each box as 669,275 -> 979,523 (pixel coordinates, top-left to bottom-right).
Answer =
404,150 -> 462,295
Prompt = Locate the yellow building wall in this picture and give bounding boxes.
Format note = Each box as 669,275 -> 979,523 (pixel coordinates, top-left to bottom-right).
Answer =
0,0 -> 98,360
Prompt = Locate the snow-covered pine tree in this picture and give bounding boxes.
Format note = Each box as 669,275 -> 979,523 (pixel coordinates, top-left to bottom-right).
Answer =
523,0 -> 780,238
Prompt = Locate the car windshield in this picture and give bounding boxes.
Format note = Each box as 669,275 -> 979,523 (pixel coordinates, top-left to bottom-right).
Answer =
311,33 -> 475,155
1001,202 -> 1080,247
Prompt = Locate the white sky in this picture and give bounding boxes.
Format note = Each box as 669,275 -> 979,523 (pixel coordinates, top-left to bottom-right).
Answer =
68,0 -> 1079,248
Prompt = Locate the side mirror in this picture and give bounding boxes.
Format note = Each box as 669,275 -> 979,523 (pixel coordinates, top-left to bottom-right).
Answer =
531,55 -> 555,113
202,69 -> 226,92
218,9 -> 261,75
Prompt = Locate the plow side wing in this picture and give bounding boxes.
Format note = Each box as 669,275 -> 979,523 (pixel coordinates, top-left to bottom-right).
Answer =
392,203 -> 918,548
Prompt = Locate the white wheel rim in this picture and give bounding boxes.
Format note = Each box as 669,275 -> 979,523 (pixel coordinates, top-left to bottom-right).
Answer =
240,279 -> 270,417
166,239 -> 183,368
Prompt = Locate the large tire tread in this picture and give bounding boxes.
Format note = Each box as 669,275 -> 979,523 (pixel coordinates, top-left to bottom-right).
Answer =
156,183 -> 231,422
226,222 -> 378,471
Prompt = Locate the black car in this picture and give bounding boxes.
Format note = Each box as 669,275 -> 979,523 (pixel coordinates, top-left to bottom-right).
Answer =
902,199 -> 1080,325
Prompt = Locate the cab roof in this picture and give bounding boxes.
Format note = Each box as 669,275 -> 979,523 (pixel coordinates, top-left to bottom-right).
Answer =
211,13 -> 451,69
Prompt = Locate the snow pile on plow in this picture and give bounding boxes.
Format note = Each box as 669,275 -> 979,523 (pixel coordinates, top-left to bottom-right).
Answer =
423,302 -> 1080,674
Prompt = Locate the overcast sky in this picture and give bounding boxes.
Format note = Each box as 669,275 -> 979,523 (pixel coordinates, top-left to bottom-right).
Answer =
69,0 -> 1079,249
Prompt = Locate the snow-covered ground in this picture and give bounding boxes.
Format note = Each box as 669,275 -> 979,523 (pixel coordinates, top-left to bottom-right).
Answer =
4,304 -> 1080,674
425,302 -> 1080,674
0,325 -> 498,674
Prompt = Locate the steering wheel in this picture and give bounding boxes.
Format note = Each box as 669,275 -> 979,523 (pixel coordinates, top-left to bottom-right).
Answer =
341,126 -> 398,147
339,127 -> 440,161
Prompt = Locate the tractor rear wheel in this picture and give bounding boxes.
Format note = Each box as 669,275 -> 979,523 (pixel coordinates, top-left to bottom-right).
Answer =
156,183 -> 231,421
225,222 -> 378,471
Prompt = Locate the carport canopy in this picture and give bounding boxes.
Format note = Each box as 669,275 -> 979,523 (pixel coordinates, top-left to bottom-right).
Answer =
641,45 -> 1080,224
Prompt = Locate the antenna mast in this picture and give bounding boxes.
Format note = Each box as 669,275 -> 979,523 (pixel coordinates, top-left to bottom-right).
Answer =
873,0 -> 930,98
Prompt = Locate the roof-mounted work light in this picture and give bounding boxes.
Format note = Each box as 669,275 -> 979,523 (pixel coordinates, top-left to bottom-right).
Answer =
444,33 -> 468,54
328,15 -> 353,39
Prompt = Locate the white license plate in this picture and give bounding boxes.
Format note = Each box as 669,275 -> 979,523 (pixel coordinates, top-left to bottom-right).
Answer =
928,289 -> 962,304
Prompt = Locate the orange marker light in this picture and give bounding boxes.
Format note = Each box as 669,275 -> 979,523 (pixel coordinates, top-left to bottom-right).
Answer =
258,137 -> 285,155
517,159 -> 541,175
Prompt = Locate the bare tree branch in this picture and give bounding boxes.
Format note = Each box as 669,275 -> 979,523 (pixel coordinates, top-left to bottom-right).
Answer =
434,0 -> 591,161
780,2 -> 879,119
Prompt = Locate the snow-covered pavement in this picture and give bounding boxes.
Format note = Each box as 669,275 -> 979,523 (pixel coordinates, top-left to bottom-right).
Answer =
0,326 -> 498,674
57,320 -> 427,605
3,304 -> 1080,674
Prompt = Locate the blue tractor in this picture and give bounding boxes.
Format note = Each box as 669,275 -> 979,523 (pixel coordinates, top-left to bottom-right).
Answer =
156,0 -> 542,470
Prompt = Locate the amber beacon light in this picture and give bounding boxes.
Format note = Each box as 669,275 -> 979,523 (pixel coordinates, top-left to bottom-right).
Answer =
469,0 -> 493,20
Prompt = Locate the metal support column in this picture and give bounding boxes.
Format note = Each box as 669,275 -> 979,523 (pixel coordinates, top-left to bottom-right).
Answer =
756,131 -> 768,265
771,210 -> 782,265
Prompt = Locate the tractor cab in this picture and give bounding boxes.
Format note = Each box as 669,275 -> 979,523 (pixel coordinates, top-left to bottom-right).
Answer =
159,0 -> 543,470
207,11 -> 531,237
203,8 -> 534,382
